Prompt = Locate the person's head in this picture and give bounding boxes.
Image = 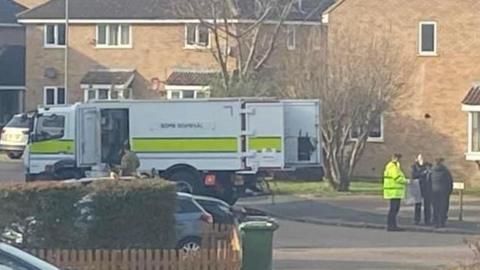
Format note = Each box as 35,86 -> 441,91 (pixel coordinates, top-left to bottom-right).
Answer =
391,153 -> 402,162
416,154 -> 424,165
435,157 -> 445,166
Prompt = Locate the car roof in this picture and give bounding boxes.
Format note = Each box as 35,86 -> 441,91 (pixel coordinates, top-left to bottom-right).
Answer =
0,243 -> 59,270
192,195 -> 229,206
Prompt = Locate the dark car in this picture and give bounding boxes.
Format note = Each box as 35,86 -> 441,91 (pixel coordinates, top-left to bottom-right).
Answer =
192,195 -> 239,225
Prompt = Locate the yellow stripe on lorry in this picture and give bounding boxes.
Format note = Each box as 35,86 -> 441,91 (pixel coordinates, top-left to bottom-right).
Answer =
30,140 -> 75,154
249,137 -> 282,152
132,137 -> 238,153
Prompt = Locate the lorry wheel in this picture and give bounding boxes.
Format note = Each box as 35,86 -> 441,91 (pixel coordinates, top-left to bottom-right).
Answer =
166,167 -> 205,195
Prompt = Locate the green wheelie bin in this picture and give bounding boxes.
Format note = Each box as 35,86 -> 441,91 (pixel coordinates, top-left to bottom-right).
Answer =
239,219 -> 279,270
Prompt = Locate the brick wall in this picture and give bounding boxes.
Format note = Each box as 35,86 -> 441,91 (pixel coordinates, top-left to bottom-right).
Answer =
328,0 -> 480,185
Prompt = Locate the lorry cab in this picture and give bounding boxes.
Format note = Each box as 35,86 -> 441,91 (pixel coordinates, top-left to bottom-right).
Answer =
25,105 -> 76,181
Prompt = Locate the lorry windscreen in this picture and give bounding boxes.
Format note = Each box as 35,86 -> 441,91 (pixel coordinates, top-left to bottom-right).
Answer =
34,114 -> 65,142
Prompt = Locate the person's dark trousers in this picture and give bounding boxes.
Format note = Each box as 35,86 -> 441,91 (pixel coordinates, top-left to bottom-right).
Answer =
432,192 -> 447,227
388,199 -> 401,229
414,197 -> 431,225
444,194 -> 451,223
423,195 -> 432,225
414,202 -> 422,224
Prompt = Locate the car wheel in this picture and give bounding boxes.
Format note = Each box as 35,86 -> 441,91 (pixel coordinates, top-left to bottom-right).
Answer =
7,151 -> 22,159
177,237 -> 201,254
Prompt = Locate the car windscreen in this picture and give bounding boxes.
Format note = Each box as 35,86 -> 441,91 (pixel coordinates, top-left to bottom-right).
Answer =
5,115 -> 31,129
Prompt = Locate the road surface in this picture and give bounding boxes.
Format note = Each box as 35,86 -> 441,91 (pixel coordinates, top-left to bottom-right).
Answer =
0,154 -> 23,182
274,219 -> 475,270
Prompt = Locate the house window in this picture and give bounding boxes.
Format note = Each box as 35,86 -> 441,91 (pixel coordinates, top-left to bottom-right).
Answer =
419,21 -> 437,55
287,26 -> 296,50
185,24 -> 210,48
84,88 -> 131,101
471,112 -> 480,152
44,24 -> 66,47
351,114 -> 384,142
167,89 -> 210,100
96,24 -> 131,47
44,87 -> 66,105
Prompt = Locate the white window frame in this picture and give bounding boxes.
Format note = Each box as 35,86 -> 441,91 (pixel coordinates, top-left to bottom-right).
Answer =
95,24 -> 132,49
287,25 -> 296,50
44,24 -> 66,48
165,85 -> 211,100
466,111 -> 480,160
83,87 -> 131,102
418,21 -> 437,56
43,86 -> 66,105
184,24 -> 211,49
350,114 -> 384,143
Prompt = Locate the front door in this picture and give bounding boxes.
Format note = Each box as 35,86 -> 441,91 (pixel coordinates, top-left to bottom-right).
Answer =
76,107 -> 100,167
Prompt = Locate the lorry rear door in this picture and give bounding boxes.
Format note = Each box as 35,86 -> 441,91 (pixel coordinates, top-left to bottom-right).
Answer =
245,102 -> 284,170
76,107 -> 101,167
283,100 -> 322,167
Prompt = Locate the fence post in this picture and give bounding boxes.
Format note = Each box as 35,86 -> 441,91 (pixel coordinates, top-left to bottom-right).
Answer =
453,182 -> 465,221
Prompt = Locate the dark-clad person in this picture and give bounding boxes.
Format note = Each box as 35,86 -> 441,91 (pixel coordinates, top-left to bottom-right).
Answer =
411,154 -> 432,225
430,158 -> 453,228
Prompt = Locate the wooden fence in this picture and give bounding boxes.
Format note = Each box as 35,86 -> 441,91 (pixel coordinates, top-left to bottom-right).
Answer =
29,224 -> 242,270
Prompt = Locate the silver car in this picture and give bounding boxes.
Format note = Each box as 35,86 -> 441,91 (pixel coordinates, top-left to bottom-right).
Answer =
0,114 -> 32,159
0,243 -> 59,270
175,192 -> 213,252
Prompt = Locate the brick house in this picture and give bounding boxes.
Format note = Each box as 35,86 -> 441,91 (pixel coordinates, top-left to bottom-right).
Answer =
0,0 -> 26,127
17,0 -> 333,110
323,0 -> 480,184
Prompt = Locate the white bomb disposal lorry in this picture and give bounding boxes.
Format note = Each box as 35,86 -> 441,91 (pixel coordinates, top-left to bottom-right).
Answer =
24,99 -> 322,203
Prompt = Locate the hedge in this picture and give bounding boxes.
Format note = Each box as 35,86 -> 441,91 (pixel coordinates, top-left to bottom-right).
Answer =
0,179 -> 176,249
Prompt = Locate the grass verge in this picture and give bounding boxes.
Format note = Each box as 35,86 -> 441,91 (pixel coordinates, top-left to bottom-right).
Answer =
270,180 -> 382,196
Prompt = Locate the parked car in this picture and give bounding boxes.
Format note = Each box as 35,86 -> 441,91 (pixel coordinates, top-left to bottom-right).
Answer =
0,114 -> 33,159
175,192 -> 213,252
0,242 -> 59,270
73,190 -> 213,252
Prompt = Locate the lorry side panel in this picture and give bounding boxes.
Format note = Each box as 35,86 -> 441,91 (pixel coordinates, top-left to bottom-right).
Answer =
128,101 -> 243,171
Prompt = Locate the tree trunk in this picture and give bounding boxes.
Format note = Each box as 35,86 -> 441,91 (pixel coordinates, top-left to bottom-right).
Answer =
338,174 -> 350,192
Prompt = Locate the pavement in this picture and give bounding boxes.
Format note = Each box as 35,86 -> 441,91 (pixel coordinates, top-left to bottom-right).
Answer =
239,193 -> 480,235
274,220 -> 477,270
0,153 -> 24,182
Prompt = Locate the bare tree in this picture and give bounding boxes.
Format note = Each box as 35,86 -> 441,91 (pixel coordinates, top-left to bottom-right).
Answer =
170,0 -> 312,96
282,29 -> 413,191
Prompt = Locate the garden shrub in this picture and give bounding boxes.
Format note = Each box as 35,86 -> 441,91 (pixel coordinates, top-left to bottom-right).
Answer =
0,179 -> 176,249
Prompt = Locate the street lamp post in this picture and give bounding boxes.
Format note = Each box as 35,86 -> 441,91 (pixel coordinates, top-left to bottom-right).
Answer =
64,0 -> 69,102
